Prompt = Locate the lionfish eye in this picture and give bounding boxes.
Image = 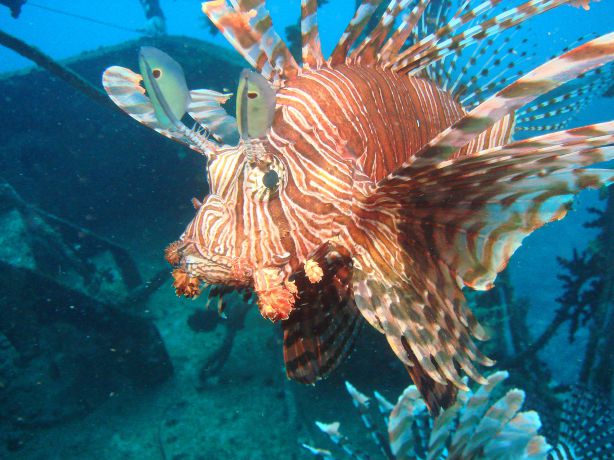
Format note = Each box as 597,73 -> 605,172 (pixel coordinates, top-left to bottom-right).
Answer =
152,69 -> 162,79
247,92 -> 258,99
262,169 -> 279,189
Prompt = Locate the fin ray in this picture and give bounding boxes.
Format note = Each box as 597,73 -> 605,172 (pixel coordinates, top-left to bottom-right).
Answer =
102,66 -> 215,155
188,89 -> 239,145
283,244 -> 361,383
392,32 -> 614,171
330,0 -> 385,66
301,0 -> 325,68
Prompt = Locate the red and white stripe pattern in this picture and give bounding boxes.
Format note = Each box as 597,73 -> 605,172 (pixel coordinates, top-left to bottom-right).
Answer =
103,0 -> 614,413
300,0 -> 324,68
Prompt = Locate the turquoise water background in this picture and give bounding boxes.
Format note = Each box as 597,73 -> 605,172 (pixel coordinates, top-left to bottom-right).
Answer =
0,1 -> 613,458
1,0 -> 612,405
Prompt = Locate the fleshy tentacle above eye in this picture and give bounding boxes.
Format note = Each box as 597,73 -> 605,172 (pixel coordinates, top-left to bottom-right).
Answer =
102,48 -> 239,156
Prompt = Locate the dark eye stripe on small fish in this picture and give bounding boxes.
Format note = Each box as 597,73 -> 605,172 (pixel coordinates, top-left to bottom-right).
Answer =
138,46 -> 189,129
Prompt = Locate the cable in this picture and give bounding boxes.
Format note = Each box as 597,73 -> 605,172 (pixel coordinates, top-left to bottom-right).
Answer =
26,2 -> 142,34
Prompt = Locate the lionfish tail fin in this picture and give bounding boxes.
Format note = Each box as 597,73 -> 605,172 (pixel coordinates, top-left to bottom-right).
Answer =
202,0 -> 298,82
282,244 -> 361,383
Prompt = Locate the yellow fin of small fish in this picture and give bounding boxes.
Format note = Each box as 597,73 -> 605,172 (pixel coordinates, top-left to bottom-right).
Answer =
138,46 -> 189,129
236,69 -> 276,139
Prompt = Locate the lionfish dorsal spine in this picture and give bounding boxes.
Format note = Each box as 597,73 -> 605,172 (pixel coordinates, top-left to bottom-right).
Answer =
390,0 -> 570,75
236,0 -> 299,78
382,0 -> 499,71
348,0 -> 410,65
300,0 -> 325,68
202,0 -> 274,80
377,0 -> 432,64
395,31 -> 614,172
329,0 -> 385,66
203,0 -> 299,82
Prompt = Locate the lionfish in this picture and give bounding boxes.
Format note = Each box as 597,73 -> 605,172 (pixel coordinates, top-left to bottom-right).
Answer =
304,373 -> 614,459
305,372 -> 551,459
102,0 -> 614,413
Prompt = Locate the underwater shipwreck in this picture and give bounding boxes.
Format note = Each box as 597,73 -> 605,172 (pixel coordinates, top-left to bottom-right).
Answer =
1,0 -> 614,459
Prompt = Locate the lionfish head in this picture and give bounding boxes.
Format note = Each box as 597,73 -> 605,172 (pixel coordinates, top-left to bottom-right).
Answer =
163,68 -> 315,322
165,133 -> 290,293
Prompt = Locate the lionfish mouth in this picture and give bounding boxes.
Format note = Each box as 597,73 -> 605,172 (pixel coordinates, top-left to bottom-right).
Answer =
165,241 -> 253,298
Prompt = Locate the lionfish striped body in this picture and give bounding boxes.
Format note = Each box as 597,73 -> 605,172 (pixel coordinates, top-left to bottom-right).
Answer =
103,0 -> 614,413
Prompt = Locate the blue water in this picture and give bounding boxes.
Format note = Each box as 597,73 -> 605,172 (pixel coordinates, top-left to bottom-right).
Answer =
2,1 -> 613,73
0,1 -> 613,459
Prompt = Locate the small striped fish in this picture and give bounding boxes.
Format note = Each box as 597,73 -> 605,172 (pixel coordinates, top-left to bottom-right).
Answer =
102,0 -> 614,413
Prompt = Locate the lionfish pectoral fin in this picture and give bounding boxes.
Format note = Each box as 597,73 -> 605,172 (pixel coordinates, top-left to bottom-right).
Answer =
356,125 -> 613,404
102,66 -> 214,156
283,243 -> 361,383
352,266 -> 491,415
371,119 -> 614,292
403,358 -> 458,417
188,89 -> 239,145
364,35 -> 614,295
